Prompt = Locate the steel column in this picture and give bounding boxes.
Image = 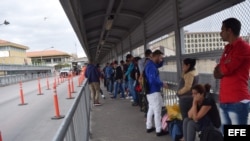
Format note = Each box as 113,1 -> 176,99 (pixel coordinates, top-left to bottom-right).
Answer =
173,0 -> 185,81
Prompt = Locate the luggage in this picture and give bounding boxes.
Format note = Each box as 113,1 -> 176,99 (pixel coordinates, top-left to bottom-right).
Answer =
161,113 -> 169,133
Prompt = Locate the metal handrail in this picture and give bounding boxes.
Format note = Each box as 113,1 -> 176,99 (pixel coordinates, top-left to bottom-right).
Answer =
52,79 -> 90,141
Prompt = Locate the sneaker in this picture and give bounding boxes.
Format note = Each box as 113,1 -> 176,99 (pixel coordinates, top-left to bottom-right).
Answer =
130,99 -> 134,102
132,102 -> 138,106
94,102 -> 102,106
125,96 -> 130,99
120,97 -> 125,99
129,96 -> 133,99
101,95 -> 106,99
146,127 -> 155,133
156,130 -> 168,136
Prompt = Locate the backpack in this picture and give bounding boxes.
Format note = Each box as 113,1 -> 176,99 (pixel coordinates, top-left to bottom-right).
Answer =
130,64 -> 139,80
168,119 -> 183,141
200,126 -> 223,141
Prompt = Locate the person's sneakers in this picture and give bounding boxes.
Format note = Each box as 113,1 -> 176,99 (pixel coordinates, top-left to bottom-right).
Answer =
132,102 -> 138,106
156,130 -> 168,136
94,102 -> 102,106
146,127 -> 155,133
101,95 -> 106,99
130,99 -> 134,102
125,96 -> 130,99
120,97 -> 125,100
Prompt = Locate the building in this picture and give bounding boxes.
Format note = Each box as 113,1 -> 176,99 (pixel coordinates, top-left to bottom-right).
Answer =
27,50 -> 72,67
0,39 -> 31,65
184,32 -> 226,54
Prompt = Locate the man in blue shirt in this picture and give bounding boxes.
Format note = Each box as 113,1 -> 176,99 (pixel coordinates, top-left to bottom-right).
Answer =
85,61 -> 102,106
144,50 -> 168,136
105,63 -> 114,94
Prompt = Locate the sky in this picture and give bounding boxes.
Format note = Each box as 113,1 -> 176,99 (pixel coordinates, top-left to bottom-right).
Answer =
0,0 -> 86,57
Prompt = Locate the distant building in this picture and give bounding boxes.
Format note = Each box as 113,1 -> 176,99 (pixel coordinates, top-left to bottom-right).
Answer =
27,50 -> 72,67
0,39 -> 31,65
184,32 -> 226,54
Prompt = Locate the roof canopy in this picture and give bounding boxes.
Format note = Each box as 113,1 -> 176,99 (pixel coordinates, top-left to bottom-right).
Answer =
60,0 -> 244,63
27,50 -> 71,58
0,39 -> 29,50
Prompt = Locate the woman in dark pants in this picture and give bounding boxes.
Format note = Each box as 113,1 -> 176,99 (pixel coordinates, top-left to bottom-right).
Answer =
177,58 -> 199,140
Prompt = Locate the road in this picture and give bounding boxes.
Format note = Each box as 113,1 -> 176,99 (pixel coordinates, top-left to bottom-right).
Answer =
0,76 -> 82,141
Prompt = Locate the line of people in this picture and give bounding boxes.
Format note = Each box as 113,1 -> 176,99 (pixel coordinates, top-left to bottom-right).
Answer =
85,17 -> 250,141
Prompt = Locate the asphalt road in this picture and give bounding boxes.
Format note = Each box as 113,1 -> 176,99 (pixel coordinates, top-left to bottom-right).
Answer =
0,76 -> 82,141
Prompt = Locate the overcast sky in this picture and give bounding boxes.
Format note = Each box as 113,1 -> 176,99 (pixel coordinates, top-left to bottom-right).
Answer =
0,0 -> 86,57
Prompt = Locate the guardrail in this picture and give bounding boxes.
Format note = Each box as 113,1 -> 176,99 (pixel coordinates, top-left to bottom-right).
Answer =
52,79 -> 91,141
0,73 -> 52,86
0,64 -> 53,71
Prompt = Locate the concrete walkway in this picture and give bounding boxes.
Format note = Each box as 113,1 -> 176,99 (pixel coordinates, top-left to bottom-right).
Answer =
90,87 -> 172,141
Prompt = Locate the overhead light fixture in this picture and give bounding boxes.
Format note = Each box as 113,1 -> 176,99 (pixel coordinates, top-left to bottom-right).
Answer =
105,15 -> 114,30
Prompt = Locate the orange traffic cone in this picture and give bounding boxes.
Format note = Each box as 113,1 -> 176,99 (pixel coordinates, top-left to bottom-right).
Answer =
18,81 -> 28,106
51,82 -> 64,120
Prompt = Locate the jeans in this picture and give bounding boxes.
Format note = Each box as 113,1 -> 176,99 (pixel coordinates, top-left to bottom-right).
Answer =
183,118 -> 199,141
128,79 -> 138,103
114,80 -> 125,98
219,102 -> 250,132
179,97 -> 193,119
107,78 -> 114,93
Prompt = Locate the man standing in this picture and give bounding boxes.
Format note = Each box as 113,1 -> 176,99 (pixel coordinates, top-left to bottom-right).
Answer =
144,50 -> 168,136
85,61 -> 101,106
111,60 -> 125,99
213,18 -> 250,131
105,63 -> 114,94
138,49 -> 152,84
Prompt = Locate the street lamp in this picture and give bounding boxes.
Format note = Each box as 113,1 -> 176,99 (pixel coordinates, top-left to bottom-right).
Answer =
40,46 -> 54,65
0,20 -> 10,26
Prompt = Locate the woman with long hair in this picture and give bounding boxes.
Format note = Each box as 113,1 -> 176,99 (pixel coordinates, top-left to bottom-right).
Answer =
182,84 -> 221,141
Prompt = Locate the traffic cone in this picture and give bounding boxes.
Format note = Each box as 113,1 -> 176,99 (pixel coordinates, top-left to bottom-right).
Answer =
57,77 -> 60,85
46,77 -> 50,90
66,78 -> 74,99
18,81 -> 28,106
0,131 -> 3,141
71,76 -> 76,93
51,82 -> 65,120
37,78 -> 43,95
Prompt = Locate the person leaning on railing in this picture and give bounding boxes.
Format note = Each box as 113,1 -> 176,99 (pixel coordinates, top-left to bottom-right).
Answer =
177,58 -> 199,120
213,17 -> 250,132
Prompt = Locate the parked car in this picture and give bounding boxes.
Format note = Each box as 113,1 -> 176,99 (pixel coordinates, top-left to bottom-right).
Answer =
59,67 -> 72,77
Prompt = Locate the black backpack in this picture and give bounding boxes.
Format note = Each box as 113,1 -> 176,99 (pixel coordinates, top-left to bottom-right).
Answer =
200,126 -> 223,141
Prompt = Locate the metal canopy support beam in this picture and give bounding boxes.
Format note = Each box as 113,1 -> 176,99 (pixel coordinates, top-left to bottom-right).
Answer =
143,21 -> 147,52
173,0 -> 185,81
129,35 -> 132,55
121,41 -> 124,60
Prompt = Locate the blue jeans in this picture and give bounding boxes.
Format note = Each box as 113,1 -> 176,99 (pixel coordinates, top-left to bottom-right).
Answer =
219,102 -> 250,132
107,78 -> 114,93
114,80 -> 125,98
128,79 -> 138,103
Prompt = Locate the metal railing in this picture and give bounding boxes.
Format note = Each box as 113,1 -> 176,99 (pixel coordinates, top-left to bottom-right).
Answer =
0,64 -> 53,71
0,73 -> 52,86
52,79 -> 91,141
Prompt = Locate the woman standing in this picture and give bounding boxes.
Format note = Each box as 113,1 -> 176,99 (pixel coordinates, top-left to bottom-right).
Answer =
177,58 -> 199,119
